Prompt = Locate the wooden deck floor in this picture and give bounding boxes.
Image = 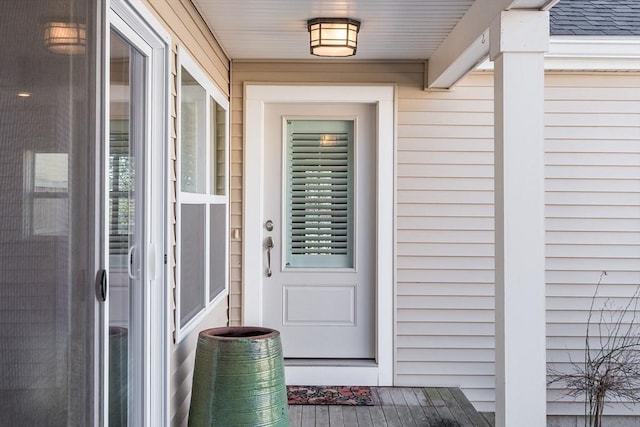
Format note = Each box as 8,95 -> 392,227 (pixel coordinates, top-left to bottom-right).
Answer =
288,387 -> 495,427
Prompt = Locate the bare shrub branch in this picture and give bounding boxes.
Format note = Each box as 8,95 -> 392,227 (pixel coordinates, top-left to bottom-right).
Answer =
547,271 -> 640,427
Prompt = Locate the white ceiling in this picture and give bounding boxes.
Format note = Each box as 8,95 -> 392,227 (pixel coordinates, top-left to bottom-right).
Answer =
192,0 -> 476,60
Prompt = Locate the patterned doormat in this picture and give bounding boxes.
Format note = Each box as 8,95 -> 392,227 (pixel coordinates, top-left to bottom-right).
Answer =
287,385 -> 374,406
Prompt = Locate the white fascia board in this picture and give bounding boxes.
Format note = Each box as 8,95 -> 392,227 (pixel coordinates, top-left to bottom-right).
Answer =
476,36 -> 640,71
426,0 -> 556,89
544,36 -> 640,70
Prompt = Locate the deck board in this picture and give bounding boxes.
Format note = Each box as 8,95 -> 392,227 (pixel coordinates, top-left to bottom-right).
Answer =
355,406 -> 375,427
368,406 -> 388,426
287,387 -> 495,426
481,412 -> 496,426
396,405 -> 419,426
300,405 -> 315,427
424,387 -> 458,424
437,387 -> 474,426
316,406 -> 330,427
343,406 -> 359,426
328,406 -> 344,427
450,388 -> 492,427
382,405 -> 404,427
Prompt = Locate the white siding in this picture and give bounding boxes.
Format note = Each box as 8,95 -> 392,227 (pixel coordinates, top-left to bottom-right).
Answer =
397,71 -> 640,414
544,72 -> 640,416
396,73 -> 497,411
396,71 -> 640,414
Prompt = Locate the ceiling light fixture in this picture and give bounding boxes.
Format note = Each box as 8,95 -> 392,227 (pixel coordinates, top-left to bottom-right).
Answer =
43,21 -> 86,55
307,18 -> 360,57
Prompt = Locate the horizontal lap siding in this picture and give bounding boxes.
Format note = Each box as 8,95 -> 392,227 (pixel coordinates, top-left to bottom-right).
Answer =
143,1 -> 230,426
397,72 -> 640,414
545,72 -> 640,416
396,73 -> 496,412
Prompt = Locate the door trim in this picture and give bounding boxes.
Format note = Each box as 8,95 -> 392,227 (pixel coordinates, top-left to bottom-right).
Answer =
243,85 -> 394,386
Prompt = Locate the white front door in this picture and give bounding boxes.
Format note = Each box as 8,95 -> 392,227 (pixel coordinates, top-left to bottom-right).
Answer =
262,103 -> 376,359
244,84 -> 395,386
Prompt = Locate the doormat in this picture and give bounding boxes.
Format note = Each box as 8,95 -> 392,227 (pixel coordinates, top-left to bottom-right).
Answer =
287,385 -> 374,406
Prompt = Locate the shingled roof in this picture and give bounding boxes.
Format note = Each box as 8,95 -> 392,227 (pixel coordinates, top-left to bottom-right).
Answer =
550,0 -> 640,36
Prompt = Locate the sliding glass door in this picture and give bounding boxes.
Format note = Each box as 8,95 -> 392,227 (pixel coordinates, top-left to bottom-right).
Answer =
107,28 -> 147,427
102,3 -> 167,425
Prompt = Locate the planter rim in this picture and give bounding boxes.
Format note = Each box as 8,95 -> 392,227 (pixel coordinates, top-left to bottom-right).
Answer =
198,326 -> 280,341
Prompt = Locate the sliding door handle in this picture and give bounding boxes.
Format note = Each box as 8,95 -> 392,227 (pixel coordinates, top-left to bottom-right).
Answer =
128,245 -> 138,280
95,269 -> 107,302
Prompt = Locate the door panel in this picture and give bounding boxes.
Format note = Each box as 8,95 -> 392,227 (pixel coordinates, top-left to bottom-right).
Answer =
108,25 -> 148,427
263,103 -> 376,359
283,285 -> 356,325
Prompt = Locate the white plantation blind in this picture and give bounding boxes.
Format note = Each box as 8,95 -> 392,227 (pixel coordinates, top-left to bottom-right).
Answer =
286,120 -> 354,268
109,120 -> 133,258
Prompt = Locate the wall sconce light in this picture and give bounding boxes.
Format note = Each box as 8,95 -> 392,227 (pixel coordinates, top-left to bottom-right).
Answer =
307,18 -> 360,57
43,21 -> 86,55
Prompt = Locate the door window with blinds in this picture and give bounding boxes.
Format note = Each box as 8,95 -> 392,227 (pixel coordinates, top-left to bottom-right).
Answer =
285,120 -> 354,269
177,49 -> 229,336
109,119 -> 133,265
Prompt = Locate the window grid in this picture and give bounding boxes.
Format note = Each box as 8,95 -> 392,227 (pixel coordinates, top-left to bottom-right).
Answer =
176,50 -> 229,339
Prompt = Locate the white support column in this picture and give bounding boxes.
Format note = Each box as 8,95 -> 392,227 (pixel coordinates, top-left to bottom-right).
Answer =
490,10 -> 549,427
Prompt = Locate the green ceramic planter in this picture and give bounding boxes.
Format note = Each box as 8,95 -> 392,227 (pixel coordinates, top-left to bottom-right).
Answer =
188,327 -> 289,427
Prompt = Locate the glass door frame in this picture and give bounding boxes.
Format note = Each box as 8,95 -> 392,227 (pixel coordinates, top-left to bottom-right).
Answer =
99,1 -> 170,425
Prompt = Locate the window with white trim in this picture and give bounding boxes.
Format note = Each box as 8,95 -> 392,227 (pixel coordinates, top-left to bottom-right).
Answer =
177,50 -> 229,335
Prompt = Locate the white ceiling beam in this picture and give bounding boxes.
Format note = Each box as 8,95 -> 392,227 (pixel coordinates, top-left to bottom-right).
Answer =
426,0 -> 516,90
425,0 -> 555,90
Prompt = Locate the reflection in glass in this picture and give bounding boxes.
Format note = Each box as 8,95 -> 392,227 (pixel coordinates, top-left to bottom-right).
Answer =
109,31 -> 130,427
180,204 -> 206,324
212,99 -> 227,196
0,0 -> 95,424
23,152 -> 70,236
181,68 -> 206,193
209,204 -> 227,301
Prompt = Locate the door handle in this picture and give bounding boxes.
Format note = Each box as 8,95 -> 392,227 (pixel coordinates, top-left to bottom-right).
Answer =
128,245 -> 137,280
95,269 -> 107,302
265,236 -> 274,277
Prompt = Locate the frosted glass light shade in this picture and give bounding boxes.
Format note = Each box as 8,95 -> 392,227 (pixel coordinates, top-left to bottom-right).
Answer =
308,18 -> 360,57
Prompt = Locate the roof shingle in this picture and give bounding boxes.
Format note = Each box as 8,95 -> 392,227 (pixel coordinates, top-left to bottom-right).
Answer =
550,0 -> 640,36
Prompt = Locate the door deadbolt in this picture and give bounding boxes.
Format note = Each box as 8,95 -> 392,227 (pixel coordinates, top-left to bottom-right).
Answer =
265,220 -> 274,232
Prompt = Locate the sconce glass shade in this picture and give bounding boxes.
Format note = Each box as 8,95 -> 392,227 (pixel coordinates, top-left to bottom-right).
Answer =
44,21 -> 86,55
307,18 -> 360,57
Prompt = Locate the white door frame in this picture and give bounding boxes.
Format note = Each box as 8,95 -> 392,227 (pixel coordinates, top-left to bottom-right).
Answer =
101,1 -> 170,425
243,85 -> 395,386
